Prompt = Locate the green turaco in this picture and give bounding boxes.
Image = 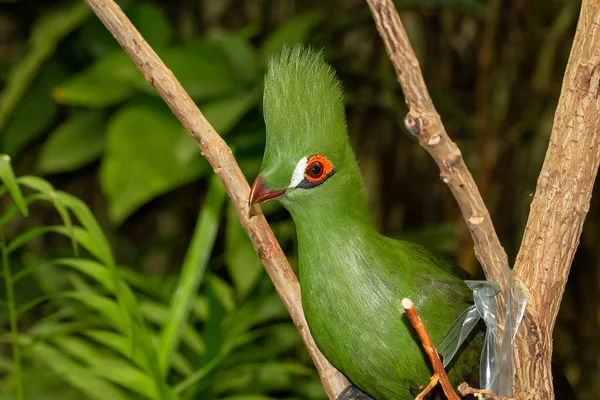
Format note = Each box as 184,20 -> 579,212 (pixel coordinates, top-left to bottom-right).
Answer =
248,46 -> 480,399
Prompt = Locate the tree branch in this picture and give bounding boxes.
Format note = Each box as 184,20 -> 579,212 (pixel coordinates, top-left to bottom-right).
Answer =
83,0 -> 349,398
401,298 -> 460,400
365,0 -> 510,292
368,0 -> 600,398
512,1 -> 600,398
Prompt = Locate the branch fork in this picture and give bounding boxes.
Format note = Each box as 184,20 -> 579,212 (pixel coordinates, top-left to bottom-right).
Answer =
86,0 -> 600,398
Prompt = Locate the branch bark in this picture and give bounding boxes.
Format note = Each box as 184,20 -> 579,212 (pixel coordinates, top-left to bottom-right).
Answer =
368,0 -> 600,398
83,0 -> 349,398
365,0 -> 509,295
512,1 -> 600,398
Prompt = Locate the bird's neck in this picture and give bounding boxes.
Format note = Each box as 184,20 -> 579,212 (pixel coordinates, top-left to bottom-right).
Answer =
288,175 -> 379,264
288,170 -> 374,234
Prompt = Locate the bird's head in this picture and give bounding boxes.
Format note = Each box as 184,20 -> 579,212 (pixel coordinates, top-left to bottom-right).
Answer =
249,46 -> 366,216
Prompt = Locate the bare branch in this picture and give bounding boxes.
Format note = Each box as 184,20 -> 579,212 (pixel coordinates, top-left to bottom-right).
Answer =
83,0 -> 349,398
401,298 -> 460,400
512,1 -> 600,398
365,0 -> 510,291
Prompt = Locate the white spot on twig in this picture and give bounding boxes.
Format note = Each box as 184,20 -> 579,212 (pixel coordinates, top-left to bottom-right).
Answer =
469,215 -> 485,225
401,298 -> 413,309
427,136 -> 441,146
2,155 -> 11,162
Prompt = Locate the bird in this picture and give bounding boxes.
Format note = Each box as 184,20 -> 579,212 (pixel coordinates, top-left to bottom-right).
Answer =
247,45 -> 480,400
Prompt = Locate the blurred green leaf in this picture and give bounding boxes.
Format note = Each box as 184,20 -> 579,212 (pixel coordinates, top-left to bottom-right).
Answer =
15,176 -> 76,253
130,42 -> 242,101
27,320 -> 88,340
225,204 -> 263,298
29,343 -> 130,400
158,175 -> 226,375
174,351 -> 228,395
2,62 -> 67,155
101,102 -> 208,223
76,19 -> 122,59
140,300 -> 206,358
55,258 -> 115,292
203,90 -> 260,134
209,275 -> 236,312
212,30 -> 260,84
52,52 -> 137,108
215,362 -> 313,394
262,11 -> 324,57
84,329 -> 194,377
129,2 -> 173,48
0,1 -> 90,133
224,293 -> 288,343
6,226 -> 64,254
0,155 -> 28,216
54,191 -> 114,265
52,336 -> 161,400
38,110 -> 106,174
65,292 -> 126,332
57,39 -> 247,108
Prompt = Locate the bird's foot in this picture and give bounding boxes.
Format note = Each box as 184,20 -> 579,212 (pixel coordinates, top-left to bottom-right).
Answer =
337,385 -> 374,400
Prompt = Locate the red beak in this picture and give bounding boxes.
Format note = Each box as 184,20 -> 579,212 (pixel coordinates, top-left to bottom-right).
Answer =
248,175 -> 286,206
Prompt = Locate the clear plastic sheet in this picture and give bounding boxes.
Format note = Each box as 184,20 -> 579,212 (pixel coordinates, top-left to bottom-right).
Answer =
436,272 -> 528,397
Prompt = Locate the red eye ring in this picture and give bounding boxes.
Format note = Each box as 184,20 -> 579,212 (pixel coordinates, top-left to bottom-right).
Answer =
304,155 -> 334,183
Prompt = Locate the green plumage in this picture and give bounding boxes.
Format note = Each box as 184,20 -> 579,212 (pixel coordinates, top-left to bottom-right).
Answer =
258,46 -> 480,399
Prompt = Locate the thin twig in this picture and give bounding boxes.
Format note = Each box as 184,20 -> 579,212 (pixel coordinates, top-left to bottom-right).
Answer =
415,375 -> 440,400
401,298 -> 460,400
83,0 -> 349,398
365,0 -> 509,292
458,382 -> 516,400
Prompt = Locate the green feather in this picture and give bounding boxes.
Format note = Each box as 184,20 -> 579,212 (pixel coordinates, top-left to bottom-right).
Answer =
258,45 -> 480,400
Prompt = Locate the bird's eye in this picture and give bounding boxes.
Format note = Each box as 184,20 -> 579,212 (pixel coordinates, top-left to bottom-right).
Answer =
306,161 -> 323,179
303,155 -> 334,183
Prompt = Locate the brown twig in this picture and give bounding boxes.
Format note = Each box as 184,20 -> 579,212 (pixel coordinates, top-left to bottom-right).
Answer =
512,1 -> 600,398
457,382 -> 516,400
83,0 -> 349,398
401,298 -> 460,400
365,0 -> 509,292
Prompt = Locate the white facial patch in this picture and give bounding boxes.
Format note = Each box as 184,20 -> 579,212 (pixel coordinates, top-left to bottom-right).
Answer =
289,157 -> 308,188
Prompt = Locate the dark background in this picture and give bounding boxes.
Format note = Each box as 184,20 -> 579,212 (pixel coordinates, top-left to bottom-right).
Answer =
0,0 -> 597,399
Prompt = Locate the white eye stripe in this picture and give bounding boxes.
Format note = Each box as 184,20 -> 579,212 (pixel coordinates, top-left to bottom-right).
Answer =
289,157 -> 308,188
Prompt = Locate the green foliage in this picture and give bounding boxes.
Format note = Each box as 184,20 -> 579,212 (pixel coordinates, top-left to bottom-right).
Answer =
100,102 -> 208,223
157,175 -> 226,375
53,52 -> 138,108
0,156 -> 322,399
38,109 -> 106,174
2,62 -> 66,155
0,0 -> 90,133
1,0 -> 306,223
1,0 -> 594,398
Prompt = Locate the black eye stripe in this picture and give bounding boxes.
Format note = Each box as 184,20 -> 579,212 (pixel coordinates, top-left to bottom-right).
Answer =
296,170 -> 336,189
